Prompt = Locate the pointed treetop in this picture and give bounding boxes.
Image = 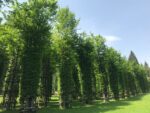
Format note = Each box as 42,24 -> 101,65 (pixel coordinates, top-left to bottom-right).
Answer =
144,61 -> 149,68
128,51 -> 139,64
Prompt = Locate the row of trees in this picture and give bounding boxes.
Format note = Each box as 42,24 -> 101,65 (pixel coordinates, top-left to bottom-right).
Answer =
0,0 -> 150,112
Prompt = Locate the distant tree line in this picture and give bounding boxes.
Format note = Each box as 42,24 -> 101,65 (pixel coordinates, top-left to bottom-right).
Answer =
0,0 -> 150,113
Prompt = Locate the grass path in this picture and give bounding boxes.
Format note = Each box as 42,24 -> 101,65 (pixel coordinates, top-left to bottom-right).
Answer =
1,94 -> 150,113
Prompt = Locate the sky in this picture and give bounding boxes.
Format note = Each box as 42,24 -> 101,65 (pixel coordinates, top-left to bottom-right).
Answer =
58,0 -> 150,65
19,0 -> 150,65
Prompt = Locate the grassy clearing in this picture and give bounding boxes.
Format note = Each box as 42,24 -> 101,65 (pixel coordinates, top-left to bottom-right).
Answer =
0,94 -> 150,113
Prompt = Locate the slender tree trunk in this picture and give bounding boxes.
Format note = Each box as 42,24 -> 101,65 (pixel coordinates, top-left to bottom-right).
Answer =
40,54 -> 53,107
3,53 -> 20,110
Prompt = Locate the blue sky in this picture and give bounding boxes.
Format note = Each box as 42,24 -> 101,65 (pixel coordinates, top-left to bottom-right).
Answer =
58,0 -> 150,65
19,0 -> 150,65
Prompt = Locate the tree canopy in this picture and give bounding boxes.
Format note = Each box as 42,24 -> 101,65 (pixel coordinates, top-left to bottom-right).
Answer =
0,0 -> 149,113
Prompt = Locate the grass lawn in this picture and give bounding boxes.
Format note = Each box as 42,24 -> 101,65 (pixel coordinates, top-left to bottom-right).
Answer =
0,94 -> 150,113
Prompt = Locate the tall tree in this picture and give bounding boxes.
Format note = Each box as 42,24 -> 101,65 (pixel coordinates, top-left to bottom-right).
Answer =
40,46 -> 56,107
6,0 -> 57,112
55,8 -> 79,109
134,65 -> 149,93
0,26 -> 9,94
118,58 -> 127,98
72,64 -> 81,99
95,36 -> 110,102
0,25 -> 22,110
107,48 -> 120,100
128,51 -> 149,94
78,33 -> 95,104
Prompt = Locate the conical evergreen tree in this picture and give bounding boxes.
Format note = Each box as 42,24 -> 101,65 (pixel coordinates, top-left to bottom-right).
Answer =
128,51 -> 139,64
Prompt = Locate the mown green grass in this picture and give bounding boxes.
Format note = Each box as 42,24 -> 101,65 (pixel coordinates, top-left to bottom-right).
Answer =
0,94 -> 150,113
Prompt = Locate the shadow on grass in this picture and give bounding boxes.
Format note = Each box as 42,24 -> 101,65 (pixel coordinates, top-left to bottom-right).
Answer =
0,94 -> 147,113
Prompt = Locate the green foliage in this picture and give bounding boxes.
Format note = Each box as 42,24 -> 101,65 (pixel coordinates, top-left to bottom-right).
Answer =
0,25 -> 22,110
144,62 -> 150,77
95,36 -> 109,101
72,65 -> 81,99
40,52 -> 54,106
134,65 -> 149,93
55,8 -> 78,109
106,48 -> 120,100
78,34 -> 96,104
3,1 -> 58,111
0,0 -> 149,112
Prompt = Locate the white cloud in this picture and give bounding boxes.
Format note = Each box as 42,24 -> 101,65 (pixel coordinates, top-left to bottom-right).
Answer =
103,35 -> 121,46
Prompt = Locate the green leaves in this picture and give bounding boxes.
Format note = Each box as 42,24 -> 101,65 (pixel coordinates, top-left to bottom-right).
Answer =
56,8 -> 79,40
0,25 -> 23,58
54,8 -> 79,109
0,0 -> 149,111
